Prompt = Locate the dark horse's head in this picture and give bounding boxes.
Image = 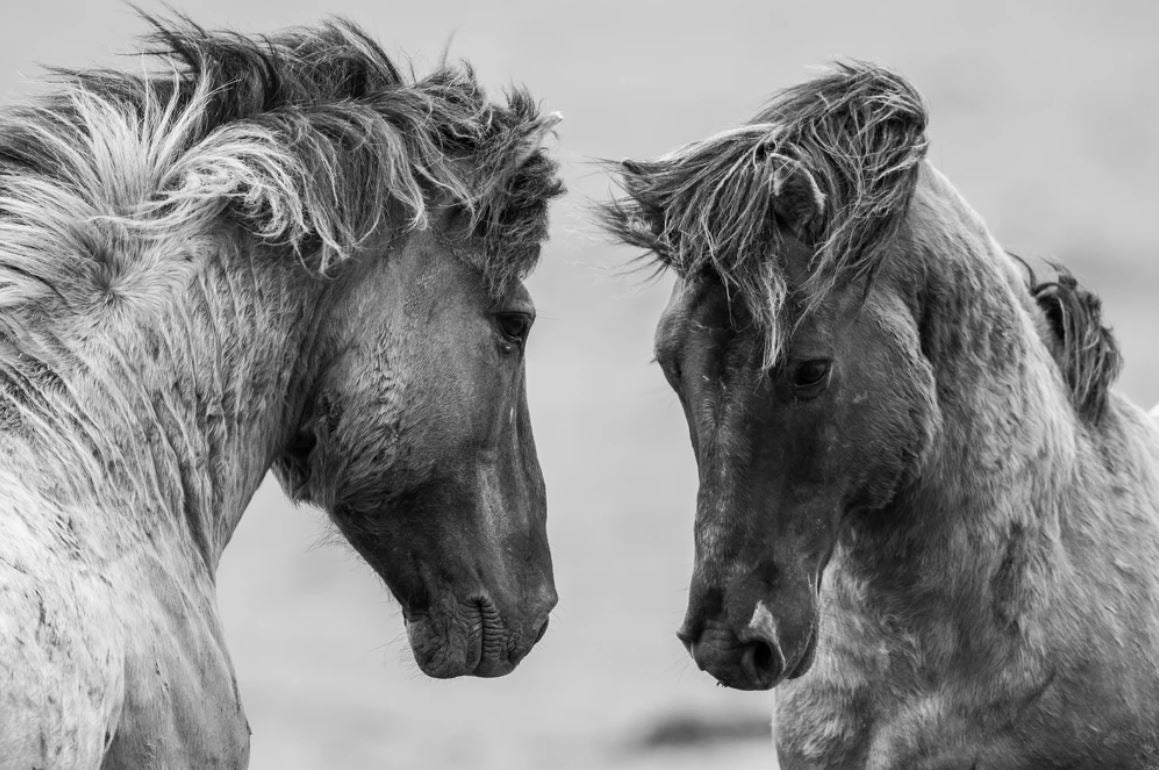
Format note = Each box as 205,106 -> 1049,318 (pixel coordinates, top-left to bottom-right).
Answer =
128,21 -> 563,677
602,64 -> 939,689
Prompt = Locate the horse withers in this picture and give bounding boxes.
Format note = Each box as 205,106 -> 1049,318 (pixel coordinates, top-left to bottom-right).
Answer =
603,65 -> 1159,767
0,19 -> 560,768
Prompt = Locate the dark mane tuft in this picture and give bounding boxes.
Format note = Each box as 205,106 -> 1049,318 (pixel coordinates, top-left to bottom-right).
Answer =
1014,255 -> 1122,424
600,62 -> 927,362
0,15 -> 562,311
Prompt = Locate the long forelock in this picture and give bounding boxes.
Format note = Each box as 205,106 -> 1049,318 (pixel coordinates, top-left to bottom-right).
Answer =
0,15 -> 563,315
602,62 -> 928,365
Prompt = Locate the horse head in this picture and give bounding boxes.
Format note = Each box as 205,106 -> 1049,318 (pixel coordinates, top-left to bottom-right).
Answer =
603,64 -> 937,689
270,125 -> 563,678
129,22 -> 570,678
273,222 -> 555,678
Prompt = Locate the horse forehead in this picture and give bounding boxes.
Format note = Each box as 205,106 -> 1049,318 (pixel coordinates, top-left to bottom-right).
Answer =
655,278 -> 694,341
385,231 -> 481,299
664,275 -> 735,324
499,281 -> 534,313
664,280 -> 794,374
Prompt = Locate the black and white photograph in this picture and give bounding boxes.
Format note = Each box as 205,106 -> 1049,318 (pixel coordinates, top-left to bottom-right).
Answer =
1,1 -> 1158,767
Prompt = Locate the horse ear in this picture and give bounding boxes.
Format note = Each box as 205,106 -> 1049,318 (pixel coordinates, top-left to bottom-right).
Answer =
621,159 -> 643,175
603,157 -> 670,261
770,161 -> 825,236
514,111 -> 562,167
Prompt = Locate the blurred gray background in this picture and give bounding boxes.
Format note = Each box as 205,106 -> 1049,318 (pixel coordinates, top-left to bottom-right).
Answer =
2,1 -> 1157,768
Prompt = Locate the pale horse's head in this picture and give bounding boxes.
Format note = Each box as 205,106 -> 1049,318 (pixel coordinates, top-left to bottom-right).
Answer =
263,88 -> 563,678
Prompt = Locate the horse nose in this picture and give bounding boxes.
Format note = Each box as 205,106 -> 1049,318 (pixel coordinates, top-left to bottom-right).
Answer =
677,602 -> 786,690
524,583 -> 556,646
532,615 -> 549,644
736,632 -> 783,685
531,582 -> 558,623
737,599 -> 785,683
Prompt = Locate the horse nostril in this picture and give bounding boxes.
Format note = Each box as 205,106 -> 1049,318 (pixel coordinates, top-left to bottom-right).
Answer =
751,639 -> 773,671
533,617 -> 549,644
741,638 -> 782,683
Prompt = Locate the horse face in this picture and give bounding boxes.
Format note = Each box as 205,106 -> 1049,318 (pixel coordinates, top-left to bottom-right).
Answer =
660,248 -> 934,690
274,227 -> 554,679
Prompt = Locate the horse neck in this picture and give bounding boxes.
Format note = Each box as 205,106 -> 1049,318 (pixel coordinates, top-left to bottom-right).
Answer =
0,237 -> 323,574
835,170 -> 1080,648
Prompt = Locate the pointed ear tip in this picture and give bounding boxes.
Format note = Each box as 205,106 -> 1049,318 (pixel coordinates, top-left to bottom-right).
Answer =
771,163 -> 825,217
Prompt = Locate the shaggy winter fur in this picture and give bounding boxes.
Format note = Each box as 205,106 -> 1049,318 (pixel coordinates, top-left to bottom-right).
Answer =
0,18 -> 560,768
606,63 -> 1159,768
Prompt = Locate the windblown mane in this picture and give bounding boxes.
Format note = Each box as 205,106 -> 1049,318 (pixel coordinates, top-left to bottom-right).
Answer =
1011,254 -> 1122,423
601,62 -> 927,362
0,16 -> 563,315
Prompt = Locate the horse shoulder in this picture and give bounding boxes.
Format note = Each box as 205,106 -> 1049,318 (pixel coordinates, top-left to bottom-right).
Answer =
0,475 -> 248,768
100,543 -> 249,768
0,494 -> 123,767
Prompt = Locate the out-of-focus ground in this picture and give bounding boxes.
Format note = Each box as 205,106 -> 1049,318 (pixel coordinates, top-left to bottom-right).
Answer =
3,2 -> 1159,768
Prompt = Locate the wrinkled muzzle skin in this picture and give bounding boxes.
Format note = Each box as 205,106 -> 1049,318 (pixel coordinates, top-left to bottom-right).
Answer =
273,230 -> 555,678
658,267 -> 933,690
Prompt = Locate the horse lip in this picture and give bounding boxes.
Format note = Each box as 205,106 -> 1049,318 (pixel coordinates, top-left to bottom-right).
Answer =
687,625 -> 783,691
685,612 -> 820,690
470,596 -> 513,677
471,653 -> 516,678
403,597 -> 524,678
403,610 -> 481,678
696,646 -> 781,691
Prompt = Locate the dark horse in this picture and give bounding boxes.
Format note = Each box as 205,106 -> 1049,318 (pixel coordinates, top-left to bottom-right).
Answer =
603,64 -> 1159,767
0,19 -> 561,768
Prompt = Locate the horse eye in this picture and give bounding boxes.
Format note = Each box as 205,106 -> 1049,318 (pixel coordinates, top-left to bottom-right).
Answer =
792,359 -> 831,389
494,312 -> 533,346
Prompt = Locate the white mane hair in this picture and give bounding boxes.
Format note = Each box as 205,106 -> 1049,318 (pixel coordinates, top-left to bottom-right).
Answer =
0,15 -> 564,319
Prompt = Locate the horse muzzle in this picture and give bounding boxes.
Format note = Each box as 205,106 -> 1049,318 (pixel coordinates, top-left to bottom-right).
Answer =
404,591 -> 553,678
678,600 -> 817,690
